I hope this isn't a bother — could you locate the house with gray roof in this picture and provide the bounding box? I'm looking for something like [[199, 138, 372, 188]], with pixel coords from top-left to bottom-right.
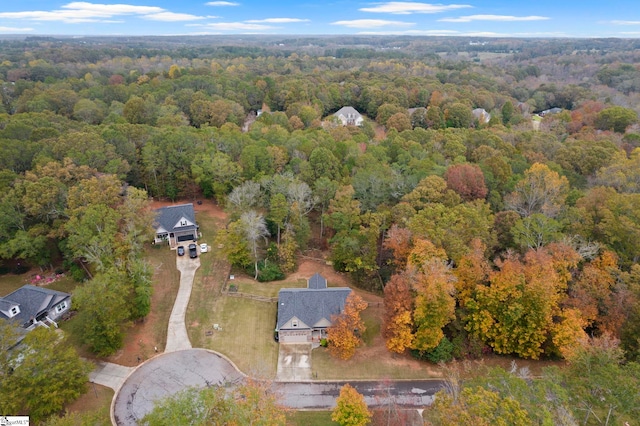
[[333, 106, 363, 126], [276, 274, 351, 345], [0, 285, 71, 330], [154, 203, 199, 247]]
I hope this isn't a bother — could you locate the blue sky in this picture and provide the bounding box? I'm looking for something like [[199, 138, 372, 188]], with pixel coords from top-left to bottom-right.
[[0, 1, 639, 37]]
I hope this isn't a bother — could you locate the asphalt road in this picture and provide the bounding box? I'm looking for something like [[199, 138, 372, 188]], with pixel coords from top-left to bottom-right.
[[276, 380, 441, 409], [112, 349, 444, 425]]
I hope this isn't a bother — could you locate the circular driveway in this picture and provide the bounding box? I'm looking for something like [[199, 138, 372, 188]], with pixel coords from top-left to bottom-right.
[[112, 349, 244, 426]]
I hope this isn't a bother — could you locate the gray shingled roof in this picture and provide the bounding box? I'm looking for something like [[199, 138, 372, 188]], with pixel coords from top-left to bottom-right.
[[0, 285, 70, 326], [277, 287, 351, 330], [307, 273, 327, 290], [334, 106, 361, 118], [154, 203, 197, 232]]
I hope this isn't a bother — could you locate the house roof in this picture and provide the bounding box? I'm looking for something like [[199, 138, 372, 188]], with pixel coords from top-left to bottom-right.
[[334, 106, 362, 118], [307, 273, 327, 290], [0, 285, 71, 325], [154, 203, 197, 232], [277, 287, 351, 330]]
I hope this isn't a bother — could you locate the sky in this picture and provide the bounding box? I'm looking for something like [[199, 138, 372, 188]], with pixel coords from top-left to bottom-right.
[[0, 1, 639, 38]]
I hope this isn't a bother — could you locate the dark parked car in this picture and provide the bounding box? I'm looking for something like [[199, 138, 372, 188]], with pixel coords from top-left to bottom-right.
[[177, 246, 185, 256], [188, 243, 197, 258]]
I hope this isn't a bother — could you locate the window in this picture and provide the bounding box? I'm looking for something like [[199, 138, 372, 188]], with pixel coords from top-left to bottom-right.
[[292, 320, 298, 327], [180, 219, 187, 226], [55, 301, 67, 314], [10, 306, 19, 316]]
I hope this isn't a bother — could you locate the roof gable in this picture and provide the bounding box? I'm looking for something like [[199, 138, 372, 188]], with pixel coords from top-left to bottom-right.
[[307, 273, 327, 289], [334, 106, 361, 119], [155, 204, 197, 232], [277, 287, 351, 331], [0, 285, 70, 324]]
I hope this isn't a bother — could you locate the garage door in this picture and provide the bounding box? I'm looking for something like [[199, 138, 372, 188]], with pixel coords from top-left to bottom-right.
[[177, 234, 193, 242], [281, 331, 309, 343]]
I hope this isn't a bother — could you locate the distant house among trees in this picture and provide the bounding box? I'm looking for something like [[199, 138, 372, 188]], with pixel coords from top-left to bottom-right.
[[154, 203, 199, 247], [333, 106, 364, 126], [472, 108, 491, 124], [276, 273, 351, 345], [539, 107, 563, 116], [0, 285, 71, 332]]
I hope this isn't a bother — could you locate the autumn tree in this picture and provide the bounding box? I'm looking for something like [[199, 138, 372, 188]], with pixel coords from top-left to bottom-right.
[[328, 293, 368, 360], [505, 162, 569, 218], [332, 384, 372, 426], [383, 272, 414, 353], [408, 241, 457, 353], [426, 386, 532, 426], [142, 379, 287, 426], [444, 163, 488, 201], [466, 245, 582, 359], [382, 224, 413, 269]]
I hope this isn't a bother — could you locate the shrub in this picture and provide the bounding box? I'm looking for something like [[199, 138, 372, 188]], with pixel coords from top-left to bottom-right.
[[412, 337, 454, 363], [255, 260, 285, 282]]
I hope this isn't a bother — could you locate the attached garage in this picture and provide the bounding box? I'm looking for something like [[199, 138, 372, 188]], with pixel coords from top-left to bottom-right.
[[280, 330, 310, 343], [176, 234, 194, 242]]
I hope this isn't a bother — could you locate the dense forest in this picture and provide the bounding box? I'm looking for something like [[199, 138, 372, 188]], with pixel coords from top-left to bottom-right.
[[1, 34, 640, 422]]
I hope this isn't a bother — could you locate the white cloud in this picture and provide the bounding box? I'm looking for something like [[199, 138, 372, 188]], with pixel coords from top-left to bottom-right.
[[359, 29, 458, 35], [0, 2, 166, 23], [62, 2, 163, 14], [360, 2, 471, 15], [201, 22, 273, 30], [143, 12, 208, 21], [332, 19, 414, 28], [205, 1, 239, 6], [0, 26, 34, 32], [610, 20, 640, 25], [440, 14, 549, 23], [245, 18, 309, 23]]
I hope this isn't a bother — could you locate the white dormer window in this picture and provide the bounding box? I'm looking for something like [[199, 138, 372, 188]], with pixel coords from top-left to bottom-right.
[[292, 320, 298, 327], [10, 306, 19, 317], [55, 301, 67, 314]]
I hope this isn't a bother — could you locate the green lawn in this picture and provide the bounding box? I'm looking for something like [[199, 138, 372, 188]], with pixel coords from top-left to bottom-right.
[[287, 411, 336, 426], [232, 279, 307, 298], [0, 270, 80, 296], [191, 295, 280, 378], [188, 210, 283, 378]]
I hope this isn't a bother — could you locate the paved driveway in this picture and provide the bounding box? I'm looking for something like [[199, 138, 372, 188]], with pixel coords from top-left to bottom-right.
[[276, 343, 312, 381], [164, 253, 199, 352]]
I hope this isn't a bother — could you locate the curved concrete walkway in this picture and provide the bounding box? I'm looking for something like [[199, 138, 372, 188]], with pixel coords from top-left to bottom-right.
[[164, 254, 199, 352]]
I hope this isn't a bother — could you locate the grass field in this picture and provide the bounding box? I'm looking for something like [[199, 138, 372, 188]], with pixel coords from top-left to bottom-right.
[[187, 211, 280, 378], [287, 411, 335, 425], [232, 279, 307, 297], [0, 270, 80, 297]]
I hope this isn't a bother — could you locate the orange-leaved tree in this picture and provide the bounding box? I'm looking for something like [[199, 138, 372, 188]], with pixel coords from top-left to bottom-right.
[[383, 272, 414, 353], [327, 293, 368, 360]]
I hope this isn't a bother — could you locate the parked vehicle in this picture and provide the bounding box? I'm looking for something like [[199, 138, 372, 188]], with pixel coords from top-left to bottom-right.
[[189, 243, 198, 258], [177, 246, 185, 256], [200, 243, 208, 253]]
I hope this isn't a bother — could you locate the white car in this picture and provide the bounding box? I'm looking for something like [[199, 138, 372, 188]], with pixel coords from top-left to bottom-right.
[[200, 243, 208, 253]]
